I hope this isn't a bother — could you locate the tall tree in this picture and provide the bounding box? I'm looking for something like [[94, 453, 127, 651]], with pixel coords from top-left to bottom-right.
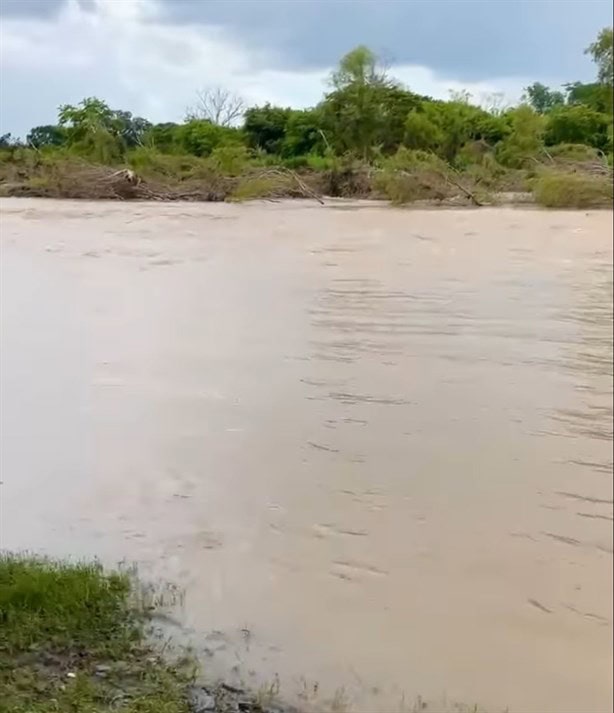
[[322, 46, 393, 159], [585, 27, 613, 86]]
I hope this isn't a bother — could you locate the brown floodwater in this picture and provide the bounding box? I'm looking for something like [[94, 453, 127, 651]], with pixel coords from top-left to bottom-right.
[[1, 198, 612, 712]]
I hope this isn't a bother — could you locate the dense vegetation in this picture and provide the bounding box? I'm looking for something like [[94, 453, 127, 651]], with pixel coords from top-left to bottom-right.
[[1, 28, 612, 207]]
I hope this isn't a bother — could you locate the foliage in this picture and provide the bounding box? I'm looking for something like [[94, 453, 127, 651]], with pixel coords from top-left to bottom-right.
[[320, 46, 414, 160], [174, 119, 242, 157], [496, 105, 546, 167], [404, 100, 507, 162], [145, 122, 181, 152], [524, 82, 565, 113], [209, 144, 251, 176], [57, 98, 152, 162], [585, 27, 613, 86], [281, 108, 326, 157], [565, 82, 612, 114], [243, 104, 292, 154], [26, 125, 67, 148], [545, 105, 610, 150], [533, 171, 613, 208], [127, 147, 210, 179]]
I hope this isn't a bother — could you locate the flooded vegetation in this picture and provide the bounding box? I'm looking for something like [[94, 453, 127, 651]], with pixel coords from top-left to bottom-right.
[[1, 199, 612, 712]]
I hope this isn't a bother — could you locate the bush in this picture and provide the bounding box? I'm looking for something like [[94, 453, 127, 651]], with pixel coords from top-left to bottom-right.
[[209, 144, 251, 176], [230, 171, 295, 201], [546, 143, 603, 161], [545, 105, 610, 150], [533, 171, 613, 207], [373, 149, 449, 203], [127, 147, 215, 181]]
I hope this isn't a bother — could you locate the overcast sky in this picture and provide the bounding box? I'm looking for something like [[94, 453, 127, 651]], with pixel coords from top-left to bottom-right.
[[1, 0, 611, 137]]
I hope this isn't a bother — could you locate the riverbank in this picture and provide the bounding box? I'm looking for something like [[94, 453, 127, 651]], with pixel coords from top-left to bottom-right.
[[1, 555, 498, 713], [0, 147, 611, 208], [0, 554, 293, 713]]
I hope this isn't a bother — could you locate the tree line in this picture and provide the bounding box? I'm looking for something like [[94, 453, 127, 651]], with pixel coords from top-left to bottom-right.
[[1, 27, 612, 172]]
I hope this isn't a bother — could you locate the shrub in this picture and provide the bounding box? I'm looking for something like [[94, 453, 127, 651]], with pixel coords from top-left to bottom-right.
[[533, 171, 613, 207], [209, 144, 251, 176]]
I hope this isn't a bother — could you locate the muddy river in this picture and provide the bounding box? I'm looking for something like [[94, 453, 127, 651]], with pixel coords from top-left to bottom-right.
[[1, 198, 612, 712]]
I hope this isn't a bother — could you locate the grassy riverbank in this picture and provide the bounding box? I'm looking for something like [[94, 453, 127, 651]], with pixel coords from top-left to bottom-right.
[[0, 554, 501, 713], [0, 554, 191, 712], [0, 554, 289, 713]]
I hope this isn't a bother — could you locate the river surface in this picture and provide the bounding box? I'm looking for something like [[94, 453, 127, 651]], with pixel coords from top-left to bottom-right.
[[1, 198, 612, 713]]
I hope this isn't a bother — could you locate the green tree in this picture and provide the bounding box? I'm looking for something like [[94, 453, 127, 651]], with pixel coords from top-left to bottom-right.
[[145, 122, 181, 152], [243, 104, 292, 154], [524, 82, 565, 114], [496, 105, 546, 167], [281, 108, 325, 158], [565, 82, 612, 114], [404, 100, 507, 162], [321, 46, 393, 159], [404, 109, 443, 152], [26, 125, 67, 148], [175, 119, 242, 157], [114, 111, 152, 148], [58, 97, 124, 162], [58, 98, 119, 141], [586, 27, 613, 85], [545, 105, 610, 150]]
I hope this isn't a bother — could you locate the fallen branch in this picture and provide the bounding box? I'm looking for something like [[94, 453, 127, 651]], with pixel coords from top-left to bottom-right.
[[442, 166, 483, 206]]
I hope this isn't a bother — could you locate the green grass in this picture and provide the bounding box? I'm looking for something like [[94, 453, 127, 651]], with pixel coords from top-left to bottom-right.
[[0, 554, 192, 713]]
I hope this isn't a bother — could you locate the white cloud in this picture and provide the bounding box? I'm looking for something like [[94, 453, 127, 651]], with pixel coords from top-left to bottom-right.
[[0, 0, 545, 137]]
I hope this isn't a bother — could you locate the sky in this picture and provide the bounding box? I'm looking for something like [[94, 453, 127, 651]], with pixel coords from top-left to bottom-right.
[[1, 0, 612, 137]]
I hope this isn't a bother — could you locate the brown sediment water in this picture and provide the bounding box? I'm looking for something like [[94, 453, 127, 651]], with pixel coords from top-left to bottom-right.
[[1, 198, 612, 713]]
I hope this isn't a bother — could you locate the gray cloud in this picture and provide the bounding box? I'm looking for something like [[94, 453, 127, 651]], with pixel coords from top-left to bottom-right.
[[152, 0, 611, 81], [2, 0, 611, 82]]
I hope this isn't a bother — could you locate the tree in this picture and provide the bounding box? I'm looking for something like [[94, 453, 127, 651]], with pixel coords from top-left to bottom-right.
[[0, 133, 23, 148], [26, 125, 67, 148], [585, 27, 613, 86], [175, 119, 242, 157], [524, 82, 565, 114], [58, 97, 124, 162], [404, 100, 507, 162], [243, 104, 292, 154], [58, 97, 119, 141], [114, 111, 152, 148], [186, 87, 245, 127], [145, 122, 181, 152], [404, 110, 443, 152], [545, 105, 610, 150], [496, 105, 546, 167], [330, 45, 387, 90], [281, 108, 325, 157], [322, 46, 394, 159], [565, 82, 612, 114]]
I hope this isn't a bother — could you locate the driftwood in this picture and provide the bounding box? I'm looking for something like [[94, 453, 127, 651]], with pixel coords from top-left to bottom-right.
[[442, 169, 483, 206]]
